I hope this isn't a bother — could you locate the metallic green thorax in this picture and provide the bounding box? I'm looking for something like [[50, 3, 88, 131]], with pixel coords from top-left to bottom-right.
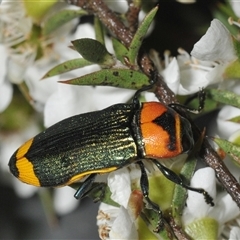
[[22, 104, 138, 187]]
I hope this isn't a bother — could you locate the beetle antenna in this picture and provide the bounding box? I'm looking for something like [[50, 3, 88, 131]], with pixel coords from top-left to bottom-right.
[[132, 71, 158, 107]]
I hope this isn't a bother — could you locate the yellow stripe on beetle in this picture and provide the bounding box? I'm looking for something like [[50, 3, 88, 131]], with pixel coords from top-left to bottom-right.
[[16, 157, 40, 186], [16, 138, 34, 159], [15, 138, 40, 186]]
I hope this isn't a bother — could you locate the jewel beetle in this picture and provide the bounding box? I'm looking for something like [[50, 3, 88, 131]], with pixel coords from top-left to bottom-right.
[[8, 76, 214, 231]]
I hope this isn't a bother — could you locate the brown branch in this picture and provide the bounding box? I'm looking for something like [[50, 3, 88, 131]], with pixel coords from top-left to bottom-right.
[[200, 140, 240, 202], [66, 0, 240, 208], [68, 0, 133, 46], [126, 1, 141, 34], [168, 216, 191, 240]]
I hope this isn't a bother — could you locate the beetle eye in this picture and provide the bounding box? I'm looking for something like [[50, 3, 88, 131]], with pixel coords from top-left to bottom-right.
[[181, 131, 193, 153], [180, 118, 194, 153]]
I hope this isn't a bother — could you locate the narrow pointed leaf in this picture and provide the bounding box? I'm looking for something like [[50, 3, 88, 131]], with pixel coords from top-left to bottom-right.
[[127, 6, 158, 64], [94, 17, 105, 44], [213, 137, 240, 166], [59, 69, 150, 89], [43, 9, 88, 35], [42, 58, 93, 79], [112, 37, 129, 64], [185, 218, 218, 240], [225, 59, 240, 79], [139, 209, 170, 240], [72, 38, 115, 66], [207, 88, 240, 108], [229, 115, 240, 123]]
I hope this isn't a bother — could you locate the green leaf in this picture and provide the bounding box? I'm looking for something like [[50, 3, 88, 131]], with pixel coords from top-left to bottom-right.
[[43, 9, 88, 35], [228, 115, 240, 123], [59, 69, 150, 89], [42, 58, 93, 79], [94, 17, 105, 44], [225, 59, 240, 79], [233, 39, 240, 61], [127, 6, 158, 64], [213, 137, 240, 166], [207, 88, 240, 108], [171, 157, 196, 222], [185, 218, 218, 240], [139, 174, 175, 239], [112, 37, 129, 64], [72, 38, 115, 66], [139, 208, 170, 240]]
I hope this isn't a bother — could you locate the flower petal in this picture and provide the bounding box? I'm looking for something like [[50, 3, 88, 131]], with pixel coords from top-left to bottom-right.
[[230, 1, 240, 18], [191, 19, 236, 63], [210, 192, 239, 224], [162, 57, 180, 94], [53, 187, 79, 215], [185, 167, 216, 219], [178, 68, 209, 95], [0, 45, 8, 84], [229, 227, 240, 239], [107, 168, 131, 208], [92, 86, 135, 110], [109, 206, 138, 240], [217, 105, 240, 139], [12, 179, 37, 198], [0, 79, 13, 112], [44, 84, 95, 127]]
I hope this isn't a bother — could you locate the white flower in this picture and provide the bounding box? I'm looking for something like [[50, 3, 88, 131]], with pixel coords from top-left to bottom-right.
[[151, 48, 226, 95], [212, 81, 240, 139], [0, 44, 12, 112], [183, 167, 240, 239], [107, 168, 132, 208], [97, 203, 138, 240], [151, 19, 237, 95], [0, 1, 81, 111], [96, 166, 142, 239], [0, 1, 32, 46], [191, 19, 237, 63], [97, 171, 142, 240], [216, 105, 240, 139], [103, 0, 128, 14], [229, 226, 240, 239], [229, 0, 240, 18]]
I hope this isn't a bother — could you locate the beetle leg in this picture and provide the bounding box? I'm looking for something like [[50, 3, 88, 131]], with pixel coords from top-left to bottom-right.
[[168, 88, 205, 114], [74, 173, 97, 199], [137, 161, 164, 232], [151, 159, 214, 206]]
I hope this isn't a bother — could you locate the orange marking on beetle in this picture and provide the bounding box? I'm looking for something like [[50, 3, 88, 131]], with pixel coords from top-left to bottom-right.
[[140, 102, 182, 158], [140, 102, 167, 123]]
